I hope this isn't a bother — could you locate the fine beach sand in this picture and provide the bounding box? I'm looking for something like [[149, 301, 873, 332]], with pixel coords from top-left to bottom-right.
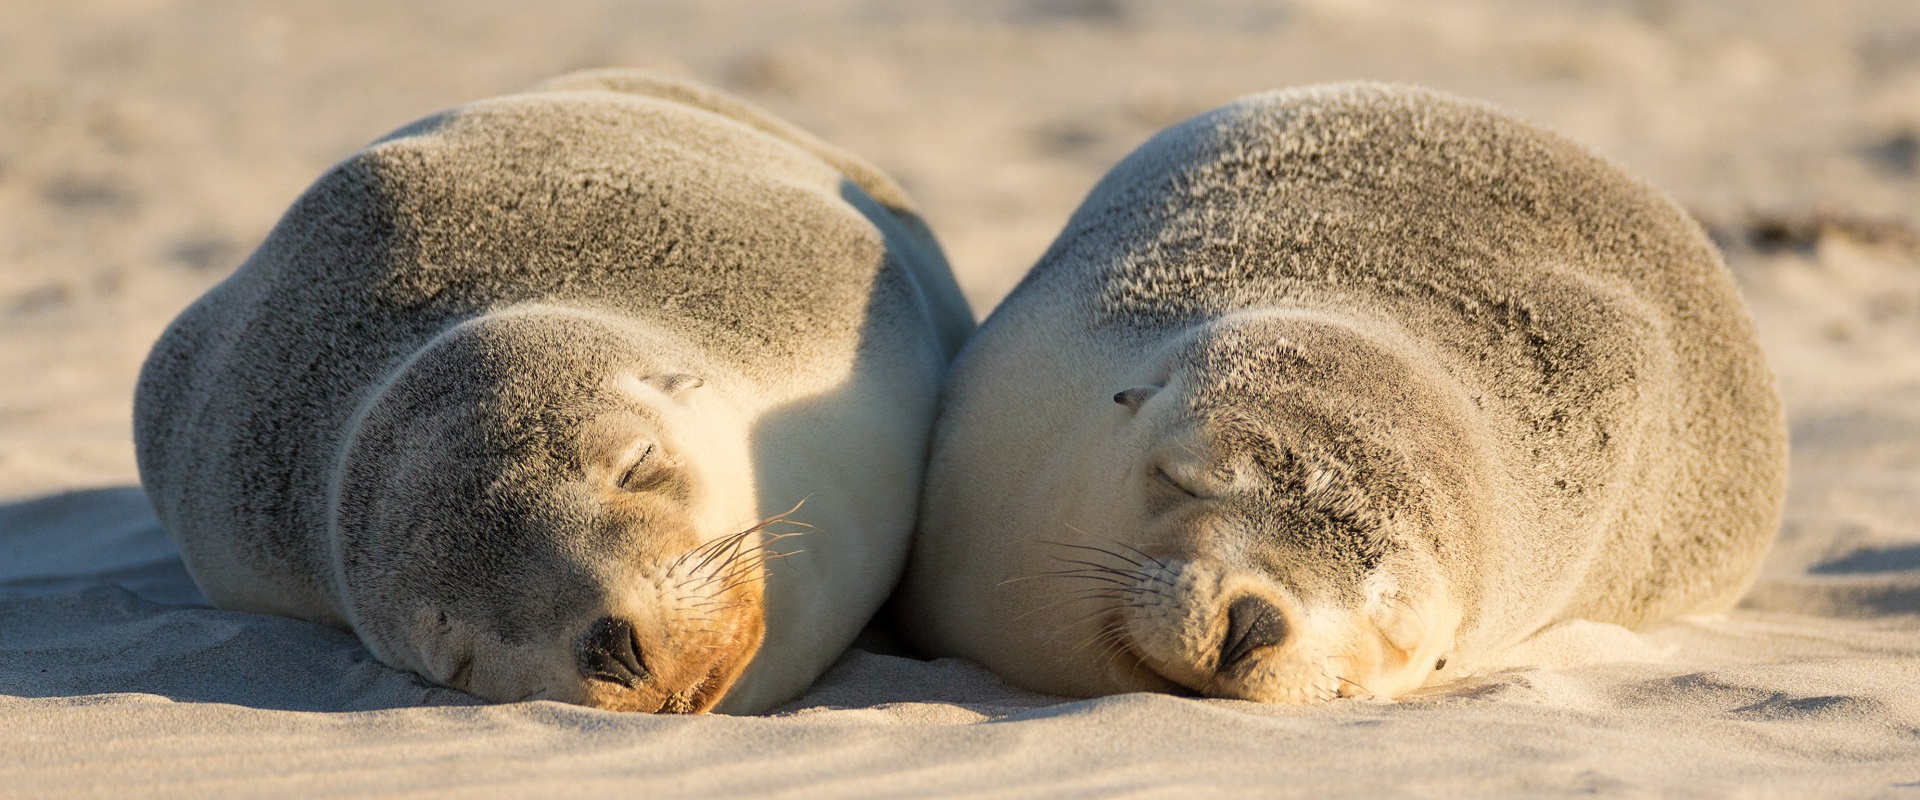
[[5, 1, 1920, 796]]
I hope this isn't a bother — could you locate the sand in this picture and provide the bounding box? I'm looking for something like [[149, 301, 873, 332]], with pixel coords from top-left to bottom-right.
[[4, 0, 1920, 796]]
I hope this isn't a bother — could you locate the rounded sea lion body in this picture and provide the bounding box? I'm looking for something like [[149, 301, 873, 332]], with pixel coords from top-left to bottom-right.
[[899, 83, 1785, 702], [135, 70, 972, 714]]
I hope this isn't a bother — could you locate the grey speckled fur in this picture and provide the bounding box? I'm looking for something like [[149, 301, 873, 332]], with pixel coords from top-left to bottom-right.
[[902, 83, 1786, 700], [135, 70, 971, 713]]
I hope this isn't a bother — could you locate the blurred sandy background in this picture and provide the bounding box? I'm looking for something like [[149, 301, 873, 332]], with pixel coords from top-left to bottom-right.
[[4, 0, 1918, 499], [4, 2, 1920, 795]]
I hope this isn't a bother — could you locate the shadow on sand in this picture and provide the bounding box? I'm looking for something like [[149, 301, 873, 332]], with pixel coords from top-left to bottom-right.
[[0, 486, 480, 712]]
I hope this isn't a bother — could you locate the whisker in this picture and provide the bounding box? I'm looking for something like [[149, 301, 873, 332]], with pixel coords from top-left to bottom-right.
[[1044, 589, 1143, 609], [707, 545, 806, 583], [1082, 530, 1173, 572], [693, 530, 754, 574], [1057, 525, 1173, 574], [1009, 587, 1146, 623], [1042, 537, 1146, 569], [682, 533, 745, 575], [1073, 618, 1126, 653], [691, 562, 766, 592], [752, 496, 809, 523], [1025, 584, 1152, 602], [683, 497, 814, 574], [1033, 573, 1140, 590], [1042, 603, 1125, 648], [721, 549, 775, 570], [997, 573, 1065, 586], [1047, 538, 1180, 590], [1030, 566, 1142, 579], [1047, 556, 1146, 576], [1090, 622, 1138, 678], [1082, 632, 1126, 668]]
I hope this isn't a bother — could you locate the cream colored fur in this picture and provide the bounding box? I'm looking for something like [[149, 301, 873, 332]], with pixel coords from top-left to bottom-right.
[[899, 83, 1785, 703]]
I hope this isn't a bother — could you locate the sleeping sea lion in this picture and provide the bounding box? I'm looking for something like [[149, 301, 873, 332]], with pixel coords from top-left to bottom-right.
[[898, 83, 1785, 703], [135, 69, 972, 714]]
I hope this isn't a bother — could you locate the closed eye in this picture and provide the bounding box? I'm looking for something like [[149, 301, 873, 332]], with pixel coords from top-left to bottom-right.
[[618, 444, 663, 492], [1154, 467, 1201, 499]]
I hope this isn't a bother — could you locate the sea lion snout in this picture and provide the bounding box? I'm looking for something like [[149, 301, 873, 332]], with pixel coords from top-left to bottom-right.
[[1121, 556, 1413, 702], [577, 616, 649, 688], [571, 606, 757, 714], [1218, 595, 1287, 672]]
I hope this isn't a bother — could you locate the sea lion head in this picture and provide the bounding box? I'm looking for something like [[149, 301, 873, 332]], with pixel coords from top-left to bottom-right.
[[1025, 311, 1477, 703], [330, 306, 779, 713]]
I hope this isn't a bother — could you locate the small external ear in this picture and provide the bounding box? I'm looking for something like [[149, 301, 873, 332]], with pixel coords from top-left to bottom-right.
[[645, 373, 705, 395], [1112, 386, 1160, 411]]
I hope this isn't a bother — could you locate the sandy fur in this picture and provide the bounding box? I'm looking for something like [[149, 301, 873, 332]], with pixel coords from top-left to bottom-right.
[[133, 70, 972, 714], [901, 83, 1786, 702]]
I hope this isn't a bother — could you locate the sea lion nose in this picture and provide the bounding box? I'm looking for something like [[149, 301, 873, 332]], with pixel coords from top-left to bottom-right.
[[1219, 595, 1287, 672], [577, 616, 650, 688]]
